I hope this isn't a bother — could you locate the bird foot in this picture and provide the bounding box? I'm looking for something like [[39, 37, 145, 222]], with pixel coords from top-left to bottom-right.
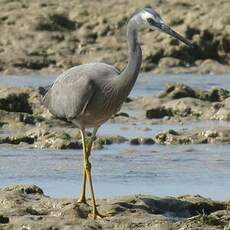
[[89, 209, 106, 220]]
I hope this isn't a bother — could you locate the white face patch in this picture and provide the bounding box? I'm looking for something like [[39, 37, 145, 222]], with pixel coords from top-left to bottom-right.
[[141, 11, 154, 21], [140, 10, 163, 24]]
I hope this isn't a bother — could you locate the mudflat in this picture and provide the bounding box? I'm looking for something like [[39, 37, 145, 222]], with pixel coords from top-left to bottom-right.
[[0, 184, 229, 230], [0, 0, 229, 74]]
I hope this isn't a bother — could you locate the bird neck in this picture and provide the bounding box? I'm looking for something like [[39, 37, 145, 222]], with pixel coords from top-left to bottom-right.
[[116, 20, 142, 97]]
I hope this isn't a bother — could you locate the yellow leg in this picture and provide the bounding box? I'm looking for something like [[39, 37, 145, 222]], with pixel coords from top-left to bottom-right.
[[85, 157, 105, 219], [77, 136, 95, 204], [76, 129, 88, 204], [77, 128, 104, 219], [77, 168, 87, 204]]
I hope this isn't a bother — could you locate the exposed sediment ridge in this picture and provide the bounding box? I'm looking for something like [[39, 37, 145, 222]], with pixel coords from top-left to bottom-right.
[[0, 83, 230, 149], [0, 184, 229, 229]]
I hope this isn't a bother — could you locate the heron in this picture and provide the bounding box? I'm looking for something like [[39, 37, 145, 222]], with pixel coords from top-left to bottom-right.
[[42, 6, 192, 219]]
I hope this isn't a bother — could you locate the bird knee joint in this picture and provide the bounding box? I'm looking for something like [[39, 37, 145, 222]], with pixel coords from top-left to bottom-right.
[[84, 161, 91, 171]]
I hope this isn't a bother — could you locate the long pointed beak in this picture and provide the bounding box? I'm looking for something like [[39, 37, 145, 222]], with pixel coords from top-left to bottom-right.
[[154, 23, 193, 48]]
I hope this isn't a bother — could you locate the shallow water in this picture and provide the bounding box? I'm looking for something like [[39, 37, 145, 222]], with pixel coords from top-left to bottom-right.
[[0, 73, 230, 200], [1, 73, 230, 97], [132, 73, 230, 97], [0, 144, 229, 200]]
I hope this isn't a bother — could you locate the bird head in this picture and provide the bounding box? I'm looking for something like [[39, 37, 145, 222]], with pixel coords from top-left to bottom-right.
[[132, 6, 193, 48]]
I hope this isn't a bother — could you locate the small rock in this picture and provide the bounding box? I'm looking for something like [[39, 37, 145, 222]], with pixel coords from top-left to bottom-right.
[[208, 88, 229, 102], [129, 138, 140, 145], [0, 215, 9, 224], [168, 129, 179, 135], [159, 83, 196, 99], [4, 184, 43, 195], [146, 107, 173, 119], [140, 138, 155, 145]]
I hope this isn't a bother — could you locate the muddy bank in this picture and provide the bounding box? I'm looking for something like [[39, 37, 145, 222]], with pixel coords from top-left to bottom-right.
[[154, 127, 230, 145], [0, 0, 230, 74], [0, 184, 229, 230], [130, 83, 230, 122], [1, 123, 230, 149], [0, 83, 230, 149]]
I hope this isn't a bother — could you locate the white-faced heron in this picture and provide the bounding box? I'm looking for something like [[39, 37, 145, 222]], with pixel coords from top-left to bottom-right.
[[42, 6, 192, 219]]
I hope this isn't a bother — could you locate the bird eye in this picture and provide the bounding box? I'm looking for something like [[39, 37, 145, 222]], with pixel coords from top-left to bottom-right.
[[147, 18, 155, 25]]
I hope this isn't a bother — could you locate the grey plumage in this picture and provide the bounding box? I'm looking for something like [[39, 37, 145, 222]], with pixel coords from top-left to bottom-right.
[[43, 63, 123, 127], [41, 6, 192, 219], [42, 18, 142, 129]]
